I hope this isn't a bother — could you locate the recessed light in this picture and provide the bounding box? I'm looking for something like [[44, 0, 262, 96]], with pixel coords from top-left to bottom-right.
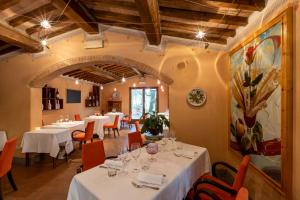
[[40, 20, 51, 29], [196, 31, 206, 39]]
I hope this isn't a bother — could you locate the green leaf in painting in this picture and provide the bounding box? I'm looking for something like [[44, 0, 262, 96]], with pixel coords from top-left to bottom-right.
[[251, 73, 263, 86]]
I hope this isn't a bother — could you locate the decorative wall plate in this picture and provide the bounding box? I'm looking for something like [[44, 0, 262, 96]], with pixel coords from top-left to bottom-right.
[[187, 88, 206, 107]]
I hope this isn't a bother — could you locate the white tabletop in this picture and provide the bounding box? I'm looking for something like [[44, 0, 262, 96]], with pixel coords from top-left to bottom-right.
[[84, 116, 110, 139], [21, 128, 73, 157], [104, 112, 124, 129], [0, 131, 7, 151], [43, 121, 84, 133], [67, 142, 211, 200]]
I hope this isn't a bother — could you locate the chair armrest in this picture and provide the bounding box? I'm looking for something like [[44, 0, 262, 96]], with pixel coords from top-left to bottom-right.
[[212, 161, 237, 177], [193, 188, 222, 200], [193, 178, 237, 196], [71, 130, 86, 139]]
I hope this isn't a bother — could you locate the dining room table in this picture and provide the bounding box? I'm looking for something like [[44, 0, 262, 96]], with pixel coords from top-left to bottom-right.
[[67, 141, 211, 200], [84, 116, 110, 139], [0, 131, 7, 151], [104, 112, 124, 129], [42, 121, 85, 133], [21, 128, 74, 167]]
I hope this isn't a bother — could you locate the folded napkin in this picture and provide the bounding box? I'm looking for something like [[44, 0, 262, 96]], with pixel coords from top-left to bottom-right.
[[174, 150, 195, 159], [137, 172, 163, 186], [103, 160, 123, 169]]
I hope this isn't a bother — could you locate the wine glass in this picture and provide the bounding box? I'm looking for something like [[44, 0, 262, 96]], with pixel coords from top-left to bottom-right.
[[146, 143, 158, 161], [118, 146, 129, 174], [170, 132, 177, 151], [130, 143, 141, 173]]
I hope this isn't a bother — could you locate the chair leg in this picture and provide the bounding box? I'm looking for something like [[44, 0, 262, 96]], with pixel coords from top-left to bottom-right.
[[116, 128, 120, 136], [0, 177, 3, 200], [7, 171, 17, 191], [25, 153, 30, 167], [113, 129, 116, 138]]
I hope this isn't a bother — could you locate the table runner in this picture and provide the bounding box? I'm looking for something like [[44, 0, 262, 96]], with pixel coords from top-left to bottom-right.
[[67, 142, 210, 200]]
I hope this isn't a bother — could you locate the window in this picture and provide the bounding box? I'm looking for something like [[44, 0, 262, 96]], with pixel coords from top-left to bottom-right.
[[130, 87, 158, 120]]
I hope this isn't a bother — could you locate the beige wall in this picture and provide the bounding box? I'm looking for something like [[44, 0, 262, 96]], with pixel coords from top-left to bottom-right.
[[0, 3, 299, 200], [101, 76, 169, 114], [42, 77, 100, 125]]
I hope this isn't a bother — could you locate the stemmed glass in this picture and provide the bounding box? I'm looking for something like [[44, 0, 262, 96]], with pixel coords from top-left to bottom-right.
[[118, 146, 129, 175], [130, 143, 141, 173], [170, 132, 177, 151]]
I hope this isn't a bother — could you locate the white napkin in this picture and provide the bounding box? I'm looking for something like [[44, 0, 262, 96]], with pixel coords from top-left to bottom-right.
[[137, 172, 163, 186], [175, 150, 195, 159], [103, 160, 123, 169]]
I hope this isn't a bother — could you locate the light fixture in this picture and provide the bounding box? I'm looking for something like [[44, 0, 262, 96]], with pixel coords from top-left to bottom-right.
[[133, 83, 136, 87], [40, 19, 51, 29], [160, 85, 164, 92], [196, 30, 206, 39], [121, 76, 126, 83], [114, 88, 117, 92], [157, 79, 161, 85], [100, 85, 104, 90], [41, 39, 48, 47], [75, 79, 79, 85]]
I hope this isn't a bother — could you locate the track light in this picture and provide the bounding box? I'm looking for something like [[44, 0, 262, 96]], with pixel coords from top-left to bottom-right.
[[40, 20, 51, 29]]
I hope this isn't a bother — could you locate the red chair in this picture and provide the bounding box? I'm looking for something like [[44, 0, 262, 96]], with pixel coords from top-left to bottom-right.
[[103, 115, 120, 137], [0, 138, 17, 199], [74, 114, 81, 121], [121, 112, 132, 128], [128, 132, 143, 151], [193, 187, 248, 200], [81, 141, 117, 172], [186, 156, 250, 200], [72, 121, 95, 149], [134, 121, 141, 133]]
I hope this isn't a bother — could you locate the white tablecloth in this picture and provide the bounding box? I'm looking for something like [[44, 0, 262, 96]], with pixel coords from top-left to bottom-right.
[[43, 121, 85, 133], [67, 142, 211, 200], [84, 116, 110, 139], [21, 129, 74, 157], [104, 112, 124, 129], [0, 131, 7, 151]]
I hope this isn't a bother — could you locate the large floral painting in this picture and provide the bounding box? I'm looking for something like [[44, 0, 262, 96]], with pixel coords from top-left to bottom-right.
[[230, 22, 283, 184]]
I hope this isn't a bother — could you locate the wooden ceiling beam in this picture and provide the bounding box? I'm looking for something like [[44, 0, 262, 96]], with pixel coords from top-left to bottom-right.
[[0, 45, 20, 55], [162, 29, 227, 44], [85, 66, 119, 80], [51, 0, 99, 34], [131, 67, 143, 76], [161, 21, 235, 37], [134, 0, 161, 45], [8, 3, 56, 27], [160, 7, 248, 26], [158, 0, 265, 12], [0, 23, 42, 52], [0, 0, 20, 11]]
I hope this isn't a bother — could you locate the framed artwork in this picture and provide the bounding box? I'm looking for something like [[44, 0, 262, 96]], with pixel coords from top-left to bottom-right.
[[229, 8, 293, 196]]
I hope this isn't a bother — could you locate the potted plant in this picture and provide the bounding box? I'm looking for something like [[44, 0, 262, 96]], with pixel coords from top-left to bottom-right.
[[141, 112, 170, 141]]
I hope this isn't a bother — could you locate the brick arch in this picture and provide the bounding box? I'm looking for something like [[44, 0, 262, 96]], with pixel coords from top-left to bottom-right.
[[29, 55, 173, 87]]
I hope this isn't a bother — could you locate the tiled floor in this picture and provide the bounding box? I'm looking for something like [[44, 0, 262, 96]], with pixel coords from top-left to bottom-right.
[[2, 128, 134, 200]]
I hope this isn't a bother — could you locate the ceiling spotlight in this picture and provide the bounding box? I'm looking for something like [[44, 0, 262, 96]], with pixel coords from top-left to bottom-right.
[[157, 79, 161, 85], [196, 30, 206, 39], [100, 85, 104, 90], [133, 83, 136, 87], [41, 39, 48, 47], [114, 88, 117, 92], [40, 20, 51, 29], [75, 79, 79, 85], [121, 76, 126, 83]]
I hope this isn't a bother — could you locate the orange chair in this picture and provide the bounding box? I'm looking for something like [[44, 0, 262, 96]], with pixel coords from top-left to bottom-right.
[[103, 115, 120, 137], [81, 141, 117, 172], [0, 138, 17, 199], [121, 112, 132, 128], [74, 114, 81, 121], [187, 156, 250, 200], [72, 121, 95, 149], [134, 121, 141, 133], [193, 187, 248, 200], [128, 132, 143, 151]]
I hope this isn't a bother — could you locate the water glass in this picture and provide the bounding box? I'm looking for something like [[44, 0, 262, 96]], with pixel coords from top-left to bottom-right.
[[107, 164, 117, 177], [130, 143, 141, 173]]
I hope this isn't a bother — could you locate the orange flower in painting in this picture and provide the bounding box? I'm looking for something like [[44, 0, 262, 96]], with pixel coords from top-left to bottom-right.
[[245, 46, 256, 65]]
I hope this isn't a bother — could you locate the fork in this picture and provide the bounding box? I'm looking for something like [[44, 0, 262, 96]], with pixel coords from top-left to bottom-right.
[[131, 181, 160, 190]]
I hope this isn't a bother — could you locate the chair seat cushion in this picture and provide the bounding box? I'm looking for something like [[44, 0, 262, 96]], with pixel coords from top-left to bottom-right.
[[103, 124, 114, 128], [73, 132, 86, 140]]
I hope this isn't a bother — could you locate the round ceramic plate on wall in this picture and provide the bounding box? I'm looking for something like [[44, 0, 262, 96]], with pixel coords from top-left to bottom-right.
[[187, 88, 207, 107]]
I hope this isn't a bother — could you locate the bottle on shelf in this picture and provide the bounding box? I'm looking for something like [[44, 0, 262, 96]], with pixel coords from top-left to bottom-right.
[[47, 100, 52, 110], [56, 89, 60, 99]]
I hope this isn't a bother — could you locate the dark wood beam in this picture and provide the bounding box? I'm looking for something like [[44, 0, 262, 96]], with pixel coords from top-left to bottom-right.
[[161, 21, 235, 37], [0, 23, 42, 52], [162, 29, 227, 44], [0, 0, 20, 11], [8, 3, 56, 27], [86, 66, 119, 80], [134, 0, 161, 45], [159, 0, 265, 12], [160, 7, 248, 26], [51, 0, 99, 34], [0, 45, 20, 55]]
